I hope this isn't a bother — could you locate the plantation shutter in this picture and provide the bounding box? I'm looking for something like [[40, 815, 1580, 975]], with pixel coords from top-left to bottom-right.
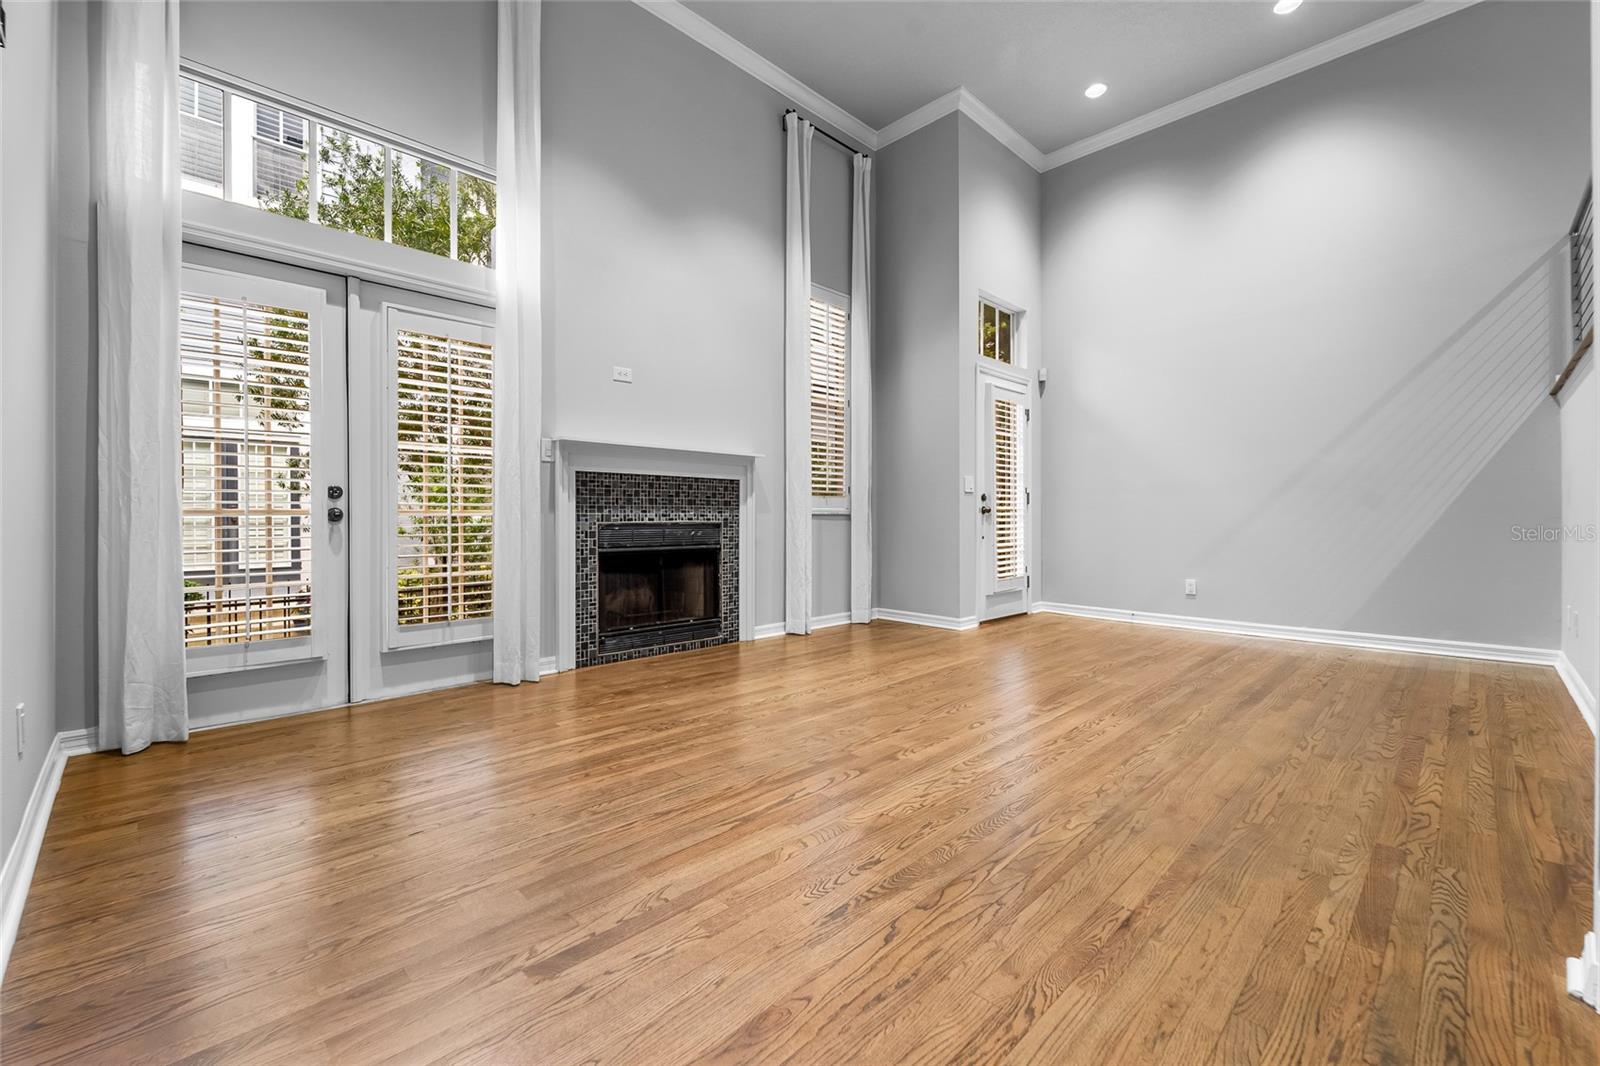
[[393, 325, 495, 637], [179, 293, 314, 647], [809, 292, 849, 501], [993, 393, 1024, 582]]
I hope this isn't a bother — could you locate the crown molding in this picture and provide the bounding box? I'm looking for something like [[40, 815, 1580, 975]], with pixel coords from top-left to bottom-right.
[[633, 0, 879, 150], [878, 87, 1047, 171], [634, 0, 1480, 176], [875, 88, 961, 151], [1041, 0, 1481, 169]]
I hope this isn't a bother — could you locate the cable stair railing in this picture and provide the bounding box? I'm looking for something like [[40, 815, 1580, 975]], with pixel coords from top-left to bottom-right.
[[1551, 179, 1593, 398]]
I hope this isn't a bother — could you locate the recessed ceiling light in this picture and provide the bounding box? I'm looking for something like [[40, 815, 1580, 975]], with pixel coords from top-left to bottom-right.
[[1084, 83, 1108, 100], [1273, 0, 1303, 13]]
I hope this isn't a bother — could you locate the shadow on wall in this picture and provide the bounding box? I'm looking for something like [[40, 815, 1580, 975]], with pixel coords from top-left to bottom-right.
[[1175, 242, 1570, 630]]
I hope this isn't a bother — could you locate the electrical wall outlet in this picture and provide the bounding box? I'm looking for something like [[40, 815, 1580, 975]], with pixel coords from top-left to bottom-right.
[[1184, 578, 1197, 597], [15, 703, 25, 757], [612, 366, 634, 384]]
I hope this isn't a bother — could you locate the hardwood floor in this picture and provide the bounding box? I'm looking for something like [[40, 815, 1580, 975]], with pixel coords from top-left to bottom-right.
[[2, 615, 1595, 1064]]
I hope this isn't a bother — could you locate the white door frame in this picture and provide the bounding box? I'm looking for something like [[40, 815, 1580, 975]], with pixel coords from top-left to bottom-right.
[[975, 363, 1033, 622]]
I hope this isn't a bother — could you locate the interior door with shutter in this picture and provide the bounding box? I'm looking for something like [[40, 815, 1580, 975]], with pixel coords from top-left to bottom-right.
[[980, 375, 1030, 621], [347, 281, 496, 703], [179, 248, 351, 727]]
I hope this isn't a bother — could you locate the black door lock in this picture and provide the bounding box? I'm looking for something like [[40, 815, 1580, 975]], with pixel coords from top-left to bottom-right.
[[327, 506, 345, 523]]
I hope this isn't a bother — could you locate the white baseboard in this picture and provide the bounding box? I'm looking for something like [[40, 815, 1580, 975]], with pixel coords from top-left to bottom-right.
[[1031, 602, 1560, 667], [1571, 924, 1600, 1011], [871, 608, 979, 632], [754, 614, 860, 639], [57, 728, 102, 756], [1555, 653, 1599, 735], [1, 733, 67, 984]]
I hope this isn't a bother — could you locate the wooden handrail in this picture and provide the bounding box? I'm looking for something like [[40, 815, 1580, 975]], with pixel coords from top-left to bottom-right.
[[1550, 327, 1594, 398]]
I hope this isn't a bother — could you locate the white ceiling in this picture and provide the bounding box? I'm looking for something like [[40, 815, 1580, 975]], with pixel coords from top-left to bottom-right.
[[681, 0, 1419, 154]]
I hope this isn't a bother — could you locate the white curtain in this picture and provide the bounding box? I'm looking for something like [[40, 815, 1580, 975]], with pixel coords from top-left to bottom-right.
[[95, 0, 189, 754], [784, 113, 814, 635], [493, 0, 544, 684], [849, 154, 873, 624]]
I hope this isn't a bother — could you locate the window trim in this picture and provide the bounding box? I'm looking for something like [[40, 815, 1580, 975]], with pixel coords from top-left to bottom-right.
[[977, 292, 1026, 369], [382, 304, 497, 652], [183, 191, 493, 308], [809, 283, 851, 514]]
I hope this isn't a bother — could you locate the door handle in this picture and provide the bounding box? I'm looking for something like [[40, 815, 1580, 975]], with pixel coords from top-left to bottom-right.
[[327, 506, 345, 523], [979, 505, 992, 515]]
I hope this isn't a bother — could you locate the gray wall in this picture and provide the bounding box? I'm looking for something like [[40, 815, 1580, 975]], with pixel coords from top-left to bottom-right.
[[1559, 358, 1598, 696], [874, 114, 961, 618], [957, 112, 1042, 620], [52, 1, 94, 739], [540, 0, 861, 643], [1039, 0, 1588, 647], [2, 0, 61, 871], [180, 0, 498, 167]]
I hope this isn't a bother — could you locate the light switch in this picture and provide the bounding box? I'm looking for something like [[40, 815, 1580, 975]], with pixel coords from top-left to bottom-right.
[[962, 475, 975, 494]]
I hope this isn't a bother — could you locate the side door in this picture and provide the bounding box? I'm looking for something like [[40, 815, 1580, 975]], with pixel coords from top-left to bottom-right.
[[979, 374, 1030, 621]]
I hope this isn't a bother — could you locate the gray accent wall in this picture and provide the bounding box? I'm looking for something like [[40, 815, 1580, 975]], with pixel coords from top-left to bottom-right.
[[957, 113, 1042, 620], [874, 114, 961, 619], [1557, 359, 1595, 695], [540, 0, 862, 644], [1038, 0, 1588, 648], [3, 0, 63, 875], [180, 0, 499, 168]]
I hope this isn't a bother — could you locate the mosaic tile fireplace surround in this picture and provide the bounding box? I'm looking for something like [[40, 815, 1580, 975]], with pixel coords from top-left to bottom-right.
[[574, 470, 741, 667]]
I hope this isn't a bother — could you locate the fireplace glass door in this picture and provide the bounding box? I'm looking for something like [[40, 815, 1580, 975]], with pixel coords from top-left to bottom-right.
[[597, 523, 721, 653]]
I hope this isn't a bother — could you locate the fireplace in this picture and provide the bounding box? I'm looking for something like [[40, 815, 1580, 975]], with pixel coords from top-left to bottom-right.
[[572, 469, 741, 668], [597, 523, 722, 654]]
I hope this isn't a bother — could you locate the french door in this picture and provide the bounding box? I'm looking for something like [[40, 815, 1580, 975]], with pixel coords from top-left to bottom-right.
[[347, 281, 496, 703], [979, 374, 1030, 621], [179, 249, 500, 723], [180, 247, 350, 727]]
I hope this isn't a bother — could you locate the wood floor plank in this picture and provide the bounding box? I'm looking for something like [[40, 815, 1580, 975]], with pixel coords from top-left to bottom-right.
[[1, 616, 1594, 1065]]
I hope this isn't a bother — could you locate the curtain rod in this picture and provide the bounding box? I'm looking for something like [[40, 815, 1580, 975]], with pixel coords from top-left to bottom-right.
[[781, 109, 869, 159]]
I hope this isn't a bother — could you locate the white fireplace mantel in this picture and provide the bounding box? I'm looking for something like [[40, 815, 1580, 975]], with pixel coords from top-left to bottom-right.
[[552, 438, 759, 672]]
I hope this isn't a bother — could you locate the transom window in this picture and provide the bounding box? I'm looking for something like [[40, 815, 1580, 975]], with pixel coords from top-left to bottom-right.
[[179, 72, 496, 267], [980, 299, 1018, 365], [809, 287, 849, 505]]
